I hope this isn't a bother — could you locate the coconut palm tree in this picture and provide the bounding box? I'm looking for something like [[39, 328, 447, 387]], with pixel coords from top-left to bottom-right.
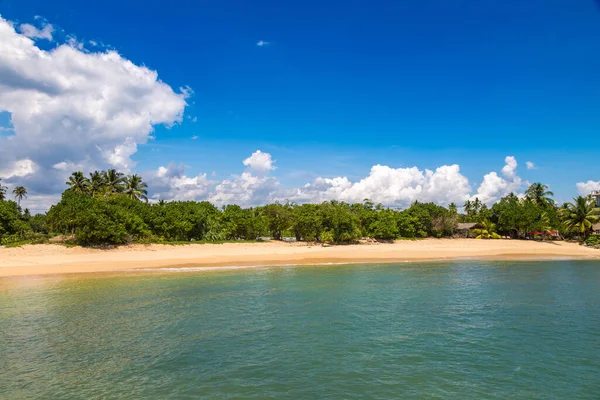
[[103, 169, 125, 193], [0, 178, 6, 201], [124, 174, 148, 202], [463, 200, 473, 215], [525, 183, 555, 208], [473, 219, 501, 239], [13, 186, 27, 206], [66, 171, 90, 193], [88, 170, 106, 196], [560, 196, 599, 239]]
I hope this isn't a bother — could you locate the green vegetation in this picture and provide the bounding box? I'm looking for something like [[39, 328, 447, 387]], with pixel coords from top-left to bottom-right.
[[472, 219, 501, 239], [0, 172, 599, 247], [560, 196, 599, 239]]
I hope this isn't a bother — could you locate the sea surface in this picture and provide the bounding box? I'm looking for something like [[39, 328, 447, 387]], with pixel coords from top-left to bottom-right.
[[1, 261, 600, 399]]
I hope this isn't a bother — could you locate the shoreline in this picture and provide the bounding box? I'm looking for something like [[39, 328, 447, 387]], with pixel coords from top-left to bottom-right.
[[1, 239, 599, 277]]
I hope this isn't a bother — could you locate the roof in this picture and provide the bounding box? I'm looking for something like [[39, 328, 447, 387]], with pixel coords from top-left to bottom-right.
[[457, 222, 484, 230]]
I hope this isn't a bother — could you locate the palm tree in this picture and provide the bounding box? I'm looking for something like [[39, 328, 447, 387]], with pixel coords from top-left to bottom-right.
[[124, 174, 148, 202], [539, 211, 553, 241], [473, 219, 501, 239], [66, 171, 90, 193], [103, 169, 125, 193], [463, 200, 473, 215], [560, 196, 599, 239], [0, 178, 6, 201], [525, 183, 555, 208], [88, 170, 106, 196], [13, 186, 27, 206]]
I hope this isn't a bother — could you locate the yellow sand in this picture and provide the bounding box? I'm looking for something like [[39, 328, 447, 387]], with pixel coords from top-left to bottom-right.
[[1, 239, 598, 277]]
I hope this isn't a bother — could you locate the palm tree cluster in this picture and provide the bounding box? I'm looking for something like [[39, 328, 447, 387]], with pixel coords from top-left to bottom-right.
[[66, 169, 148, 201], [472, 219, 501, 239], [0, 179, 27, 205], [560, 195, 599, 238], [525, 183, 555, 208]]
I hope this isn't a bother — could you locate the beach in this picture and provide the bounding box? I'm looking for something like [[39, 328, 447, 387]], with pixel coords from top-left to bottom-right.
[[1, 239, 598, 277]]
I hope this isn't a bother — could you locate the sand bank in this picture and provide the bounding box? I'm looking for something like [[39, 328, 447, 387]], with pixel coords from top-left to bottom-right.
[[0, 239, 598, 277]]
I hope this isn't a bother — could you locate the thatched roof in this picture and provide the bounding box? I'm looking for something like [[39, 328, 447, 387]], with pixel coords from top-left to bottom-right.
[[457, 222, 484, 230]]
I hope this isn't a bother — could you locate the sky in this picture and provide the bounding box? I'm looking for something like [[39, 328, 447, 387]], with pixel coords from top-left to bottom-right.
[[0, 0, 599, 212]]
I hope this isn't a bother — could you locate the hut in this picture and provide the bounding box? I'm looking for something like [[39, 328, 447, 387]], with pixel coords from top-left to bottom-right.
[[593, 223, 600, 235]]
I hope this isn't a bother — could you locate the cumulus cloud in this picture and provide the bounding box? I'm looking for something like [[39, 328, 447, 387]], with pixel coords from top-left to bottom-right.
[[284, 164, 471, 208], [470, 156, 523, 205], [526, 161, 535, 170], [243, 150, 275, 173], [0, 16, 188, 204], [147, 163, 212, 202], [576, 180, 600, 195], [0, 159, 37, 179], [209, 172, 279, 206], [19, 22, 53, 40], [121, 151, 535, 210], [148, 151, 279, 207]]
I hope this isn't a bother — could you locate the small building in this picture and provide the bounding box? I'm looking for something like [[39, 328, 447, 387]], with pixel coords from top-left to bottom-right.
[[592, 190, 600, 208], [456, 222, 485, 238], [593, 223, 600, 235]]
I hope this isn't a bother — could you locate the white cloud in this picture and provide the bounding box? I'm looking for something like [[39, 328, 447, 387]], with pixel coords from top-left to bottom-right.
[[243, 150, 275, 172], [283, 164, 471, 208], [0, 16, 188, 201], [147, 163, 212, 201], [471, 156, 523, 205], [0, 159, 37, 179], [191, 135, 198, 140], [127, 152, 534, 211], [19, 22, 53, 40], [526, 161, 535, 170], [256, 40, 270, 47], [576, 180, 600, 195], [148, 151, 279, 207], [209, 172, 279, 206]]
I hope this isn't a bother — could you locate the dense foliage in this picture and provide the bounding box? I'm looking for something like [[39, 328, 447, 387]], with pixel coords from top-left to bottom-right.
[[0, 171, 599, 246]]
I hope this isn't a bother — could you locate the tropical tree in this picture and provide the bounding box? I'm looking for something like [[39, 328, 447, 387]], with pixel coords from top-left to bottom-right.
[[12, 186, 27, 206], [66, 172, 90, 193], [88, 171, 107, 196], [0, 178, 6, 201], [124, 174, 148, 202], [473, 219, 501, 239], [104, 169, 125, 193], [560, 196, 599, 239], [525, 183, 555, 208]]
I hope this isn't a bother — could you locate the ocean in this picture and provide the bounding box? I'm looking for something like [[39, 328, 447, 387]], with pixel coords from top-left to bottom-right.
[[1, 261, 599, 399]]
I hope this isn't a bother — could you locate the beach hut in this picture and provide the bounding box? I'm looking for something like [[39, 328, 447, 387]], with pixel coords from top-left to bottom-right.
[[593, 223, 600, 234], [456, 222, 485, 238]]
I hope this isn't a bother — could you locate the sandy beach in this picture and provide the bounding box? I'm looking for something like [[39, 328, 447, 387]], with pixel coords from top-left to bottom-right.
[[0, 239, 598, 277]]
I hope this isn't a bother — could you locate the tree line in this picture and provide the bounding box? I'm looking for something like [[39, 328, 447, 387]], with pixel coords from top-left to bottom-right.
[[0, 172, 598, 246]]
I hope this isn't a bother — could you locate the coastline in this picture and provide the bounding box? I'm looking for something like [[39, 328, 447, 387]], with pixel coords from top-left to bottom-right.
[[1, 239, 599, 277]]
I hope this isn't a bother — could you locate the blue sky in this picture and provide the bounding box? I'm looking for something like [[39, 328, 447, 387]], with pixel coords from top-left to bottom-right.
[[0, 0, 599, 209]]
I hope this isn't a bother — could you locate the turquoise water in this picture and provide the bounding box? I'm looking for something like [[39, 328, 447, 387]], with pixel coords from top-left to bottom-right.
[[1, 261, 600, 399]]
